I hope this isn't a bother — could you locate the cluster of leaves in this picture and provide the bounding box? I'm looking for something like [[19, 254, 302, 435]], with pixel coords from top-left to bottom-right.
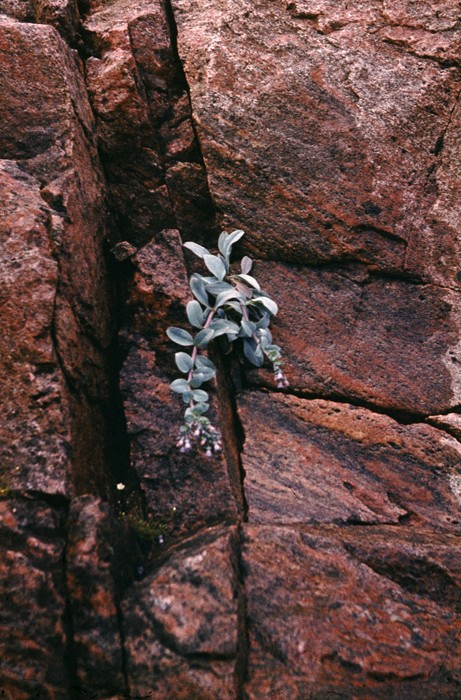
[[167, 230, 288, 455]]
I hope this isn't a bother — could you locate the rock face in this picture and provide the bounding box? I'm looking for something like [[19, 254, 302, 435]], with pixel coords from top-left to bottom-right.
[[1, 0, 461, 698]]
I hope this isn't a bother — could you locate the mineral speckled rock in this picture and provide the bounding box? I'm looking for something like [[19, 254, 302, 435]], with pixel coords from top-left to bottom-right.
[[65, 496, 127, 696], [171, 0, 461, 286], [0, 498, 68, 699], [247, 261, 461, 415], [123, 526, 241, 698], [0, 162, 71, 497], [82, 0, 216, 245], [241, 525, 461, 699], [238, 392, 461, 529]]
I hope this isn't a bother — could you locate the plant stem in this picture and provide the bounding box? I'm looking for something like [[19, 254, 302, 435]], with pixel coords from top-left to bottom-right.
[[186, 307, 216, 405]]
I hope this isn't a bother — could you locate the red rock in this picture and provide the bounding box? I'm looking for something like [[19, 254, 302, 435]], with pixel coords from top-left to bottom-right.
[[0, 498, 68, 699], [82, 0, 216, 246], [0, 162, 71, 497], [0, 15, 118, 497], [66, 496, 127, 696], [238, 392, 461, 529], [171, 0, 461, 285], [242, 524, 461, 698], [247, 261, 461, 415], [123, 526, 241, 698]]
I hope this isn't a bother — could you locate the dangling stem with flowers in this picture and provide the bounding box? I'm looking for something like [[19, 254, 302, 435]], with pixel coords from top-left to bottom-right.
[[167, 230, 288, 456]]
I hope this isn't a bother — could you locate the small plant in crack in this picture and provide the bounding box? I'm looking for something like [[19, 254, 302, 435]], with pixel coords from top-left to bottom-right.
[[167, 229, 288, 456]]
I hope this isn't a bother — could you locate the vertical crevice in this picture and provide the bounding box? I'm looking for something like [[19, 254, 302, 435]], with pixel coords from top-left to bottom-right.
[[61, 519, 81, 700], [234, 523, 250, 699]]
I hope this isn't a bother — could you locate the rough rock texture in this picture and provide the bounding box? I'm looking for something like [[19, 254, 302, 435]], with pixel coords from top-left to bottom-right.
[[172, 0, 461, 288], [123, 526, 243, 698], [246, 262, 461, 415], [239, 392, 461, 529], [82, 0, 217, 247], [2, 0, 461, 697], [242, 525, 461, 699], [0, 14, 123, 698], [0, 498, 68, 699]]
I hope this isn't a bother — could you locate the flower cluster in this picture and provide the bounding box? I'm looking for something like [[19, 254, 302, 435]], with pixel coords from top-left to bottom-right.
[[176, 415, 222, 456], [167, 229, 287, 456]]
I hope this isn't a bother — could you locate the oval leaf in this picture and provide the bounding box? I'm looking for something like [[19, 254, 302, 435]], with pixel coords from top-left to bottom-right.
[[215, 288, 243, 308], [170, 378, 190, 394], [237, 274, 260, 290], [210, 319, 240, 338], [256, 296, 278, 315], [186, 300, 204, 328], [243, 339, 264, 367], [204, 254, 226, 281], [241, 255, 253, 274], [167, 327, 194, 346], [241, 318, 256, 337], [190, 275, 209, 306], [194, 328, 215, 348], [206, 281, 235, 295], [196, 356, 217, 371], [193, 402, 209, 415], [184, 241, 210, 258], [175, 352, 194, 373], [223, 229, 245, 256], [218, 231, 229, 255], [192, 389, 209, 403]]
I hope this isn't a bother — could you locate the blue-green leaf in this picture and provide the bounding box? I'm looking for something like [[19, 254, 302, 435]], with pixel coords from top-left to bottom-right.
[[192, 389, 209, 402], [225, 300, 244, 314], [170, 378, 190, 393], [206, 281, 235, 295], [204, 254, 226, 280], [197, 366, 216, 381], [167, 327, 194, 346], [215, 289, 243, 308], [194, 328, 215, 348], [186, 300, 204, 328], [240, 318, 256, 337], [243, 339, 264, 367], [184, 241, 210, 258], [175, 352, 194, 373], [193, 402, 209, 415], [190, 373, 205, 388], [218, 231, 229, 255], [237, 273, 260, 290], [241, 256, 253, 274], [210, 319, 240, 338], [223, 229, 244, 256], [196, 356, 216, 371], [255, 296, 278, 315], [255, 313, 271, 329], [182, 390, 193, 404], [190, 275, 209, 306]]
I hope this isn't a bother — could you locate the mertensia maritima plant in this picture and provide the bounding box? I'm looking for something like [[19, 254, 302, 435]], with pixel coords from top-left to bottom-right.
[[167, 230, 288, 456]]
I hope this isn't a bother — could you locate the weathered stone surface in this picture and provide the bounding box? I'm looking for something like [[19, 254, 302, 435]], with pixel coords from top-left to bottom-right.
[[65, 496, 127, 697], [120, 231, 239, 539], [172, 0, 461, 286], [0, 498, 68, 699], [238, 392, 461, 530], [0, 162, 71, 497], [0, 15, 117, 497], [247, 261, 461, 415], [242, 524, 461, 698], [83, 0, 216, 246], [123, 526, 240, 699]]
